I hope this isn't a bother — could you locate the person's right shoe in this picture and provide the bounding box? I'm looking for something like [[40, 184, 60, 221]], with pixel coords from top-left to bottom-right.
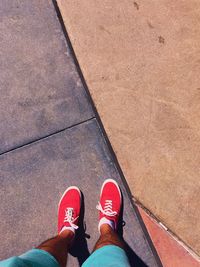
[[96, 179, 122, 231]]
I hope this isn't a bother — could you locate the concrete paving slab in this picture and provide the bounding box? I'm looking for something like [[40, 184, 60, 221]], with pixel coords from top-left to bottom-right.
[[0, 0, 93, 154], [0, 119, 161, 267], [57, 0, 200, 254]]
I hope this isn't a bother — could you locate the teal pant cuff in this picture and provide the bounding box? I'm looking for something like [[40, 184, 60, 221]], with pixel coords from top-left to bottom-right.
[[82, 245, 131, 267], [19, 249, 60, 267], [0, 249, 59, 267]]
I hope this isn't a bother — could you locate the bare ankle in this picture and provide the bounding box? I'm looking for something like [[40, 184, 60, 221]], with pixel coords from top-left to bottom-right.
[[59, 229, 75, 240], [100, 223, 114, 235], [93, 224, 125, 252]]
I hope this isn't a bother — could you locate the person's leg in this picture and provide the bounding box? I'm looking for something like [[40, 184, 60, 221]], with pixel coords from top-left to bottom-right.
[[0, 229, 75, 267], [36, 229, 74, 267], [39, 185, 81, 267], [0, 186, 82, 267], [95, 178, 123, 249], [93, 224, 124, 251], [82, 179, 131, 267]]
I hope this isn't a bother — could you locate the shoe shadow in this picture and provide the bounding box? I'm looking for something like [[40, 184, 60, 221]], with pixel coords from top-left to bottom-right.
[[69, 193, 90, 266], [117, 194, 160, 267]]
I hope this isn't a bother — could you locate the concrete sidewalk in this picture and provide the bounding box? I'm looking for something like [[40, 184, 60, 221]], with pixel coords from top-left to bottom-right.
[[0, 1, 161, 266]]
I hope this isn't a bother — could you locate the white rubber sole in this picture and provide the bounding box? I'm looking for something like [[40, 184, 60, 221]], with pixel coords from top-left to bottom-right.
[[100, 178, 122, 201], [58, 186, 81, 208]]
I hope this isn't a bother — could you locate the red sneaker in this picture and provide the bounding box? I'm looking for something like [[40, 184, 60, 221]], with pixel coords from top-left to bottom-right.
[[58, 186, 81, 234], [96, 179, 122, 230]]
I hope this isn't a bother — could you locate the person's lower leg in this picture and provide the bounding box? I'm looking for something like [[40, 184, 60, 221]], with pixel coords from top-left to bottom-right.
[[93, 224, 124, 251], [37, 230, 74, 267]]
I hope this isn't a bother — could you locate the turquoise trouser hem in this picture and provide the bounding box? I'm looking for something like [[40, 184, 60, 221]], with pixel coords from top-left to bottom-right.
[[0, 249, 60, 267], [0, 245, 131, 267], [82, 245, 131, 267]]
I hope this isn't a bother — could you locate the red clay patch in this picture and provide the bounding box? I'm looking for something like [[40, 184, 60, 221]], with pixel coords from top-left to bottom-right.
[[138, 206, 200, 267]]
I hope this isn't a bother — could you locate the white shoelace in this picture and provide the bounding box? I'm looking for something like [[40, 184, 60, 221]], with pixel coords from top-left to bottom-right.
[[96, 200, 117, 217], [64, 208, 79, 229]]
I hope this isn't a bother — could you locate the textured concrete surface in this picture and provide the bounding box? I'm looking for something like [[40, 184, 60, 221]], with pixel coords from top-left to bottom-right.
[[0, 119, 160, 267], [139, 206, 200, 267], [0, 0, 93, 154], [57, 0, 200, 254], [0, 0, 161, 266]]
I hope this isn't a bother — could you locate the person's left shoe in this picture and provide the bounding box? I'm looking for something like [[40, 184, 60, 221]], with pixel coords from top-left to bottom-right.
[[58, 186, 81, 234]]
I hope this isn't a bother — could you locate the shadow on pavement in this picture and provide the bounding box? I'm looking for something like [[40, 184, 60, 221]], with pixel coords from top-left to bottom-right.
[[124, 241, 148, 267], [69, 193, 90, 266]]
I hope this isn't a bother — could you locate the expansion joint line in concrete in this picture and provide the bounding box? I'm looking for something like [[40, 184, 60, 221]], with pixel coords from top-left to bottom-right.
[[0, 117, 95, 157]]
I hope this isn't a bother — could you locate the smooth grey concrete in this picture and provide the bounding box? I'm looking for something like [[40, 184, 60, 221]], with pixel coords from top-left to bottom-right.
[[0, 0, 93, 154], [0, 119, 160, 267]]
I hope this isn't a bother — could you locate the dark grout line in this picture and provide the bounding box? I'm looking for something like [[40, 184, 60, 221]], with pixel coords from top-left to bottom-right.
[[52, 1, 163, 266], [0, 117, 95, 157]]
